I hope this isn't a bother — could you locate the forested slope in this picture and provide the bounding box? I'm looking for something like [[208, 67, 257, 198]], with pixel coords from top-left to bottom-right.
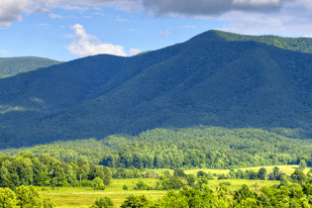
[[1, 127, 312, 169], [0, 56, 61, 76], [1, 30, 312, 148]]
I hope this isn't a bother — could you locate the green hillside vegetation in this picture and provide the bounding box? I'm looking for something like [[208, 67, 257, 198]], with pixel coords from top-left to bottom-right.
[[1, 151, 312, 208], [1, 30, 312, 148], [190, 30, 312, 54], [2, 127, 312, 170], [0, 56, 61, 76]]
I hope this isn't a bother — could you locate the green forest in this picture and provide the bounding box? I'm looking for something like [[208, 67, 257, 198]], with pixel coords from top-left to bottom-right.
[[0, 56, 61, 76], [2, 126, 312, 170], [1, 150, 312, 208]]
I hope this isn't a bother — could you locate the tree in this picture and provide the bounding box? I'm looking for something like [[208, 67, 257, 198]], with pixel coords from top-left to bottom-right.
[[102, 167, 112, 186], [195, 177, 208, 190], [299, 160, 307, 170], [90, 196, 113, 208], [15, 186, 41, 208], [92, 177, 105, 190], [233, 184, 255, 203], [291, 169, 306, 184], [120, 195, 149, 208], [187, 174, 196, 188], [257, 168, 267, 180], [0, 187, 17, 208], [160, 190, 188, 208]]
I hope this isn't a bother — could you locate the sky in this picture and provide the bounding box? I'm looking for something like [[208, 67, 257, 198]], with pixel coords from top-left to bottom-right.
[[0, 0, 312, 62]]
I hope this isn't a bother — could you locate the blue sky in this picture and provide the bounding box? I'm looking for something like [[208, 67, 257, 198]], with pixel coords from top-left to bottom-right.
[[0, 0, 312, 62]]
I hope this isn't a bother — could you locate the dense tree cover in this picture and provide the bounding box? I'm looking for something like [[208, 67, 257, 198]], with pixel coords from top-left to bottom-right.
[[0, 186, 55, 208], [101, 127, 312, 169], [0, 152, 112, 190], [191, 30, 312, 54], [91, 174, 312, 208], [2, 127, 312, 170], [2, 31, 312, 148], [0, 57, 61, 76]]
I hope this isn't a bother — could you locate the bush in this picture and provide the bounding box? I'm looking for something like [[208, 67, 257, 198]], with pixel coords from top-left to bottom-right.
[[91, 196, 114, 208], [120, 195, 149, 208], [92, 177, 106, 190], [123, 185, 128, 190]]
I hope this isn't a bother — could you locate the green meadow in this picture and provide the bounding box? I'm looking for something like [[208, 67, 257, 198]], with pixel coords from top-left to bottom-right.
[[36, 165, 307, 207]]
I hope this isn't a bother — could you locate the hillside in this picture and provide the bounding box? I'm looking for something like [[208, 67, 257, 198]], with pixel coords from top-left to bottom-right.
[[0, 56, 62, 76], [1, 30, 312, 148], [1, 127, 311, 169]]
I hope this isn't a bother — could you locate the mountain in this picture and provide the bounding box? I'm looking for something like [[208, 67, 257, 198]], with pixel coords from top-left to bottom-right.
[[1, 30, 312, 149], [0, 56, 62, 76]]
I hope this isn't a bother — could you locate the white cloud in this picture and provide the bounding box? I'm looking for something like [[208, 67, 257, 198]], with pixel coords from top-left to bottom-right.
[[303, 34, 312, 38], [94, 6, 102, 11], [49, 13, 63, 18], [160, 30, 171, 36], [0, 0, 141, 27], [65, 24, 127, 57], [83, 16, 92, 18], [120, 28, 136, 32], [129, 48, 141, 56], [181, 25, 198, 28], [0, 49, 7, 54], [1, 0, 312, 38], [0, 49, 12, 57], [91, 12, 105, 16], [116, 17, 128, 22], [216, 2, 312, 36], [59, 25, 65, 28]]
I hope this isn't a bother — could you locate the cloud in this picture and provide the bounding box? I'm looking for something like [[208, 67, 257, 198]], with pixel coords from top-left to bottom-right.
[[65, 24, 127, 57], [0, 0, 28, 27], [91, 12, 105, 16], [129, 48, 141, 56], [0, 0, 141, 27], [140, 0, 297, 17], [0, 49, 7, 54], [181, 25, 198, 28], [303, 34, 312, 38], [216, 2, 312, 36], [83, 16, 92, 18], [116, 17, 128, 22], [49, 13, 63, 18], [120, 28, 136, 32], [160, 30, 171, 36]]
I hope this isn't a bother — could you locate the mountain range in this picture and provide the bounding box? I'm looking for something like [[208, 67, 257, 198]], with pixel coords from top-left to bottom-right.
[[0, 56, 61, 77], [1, 30, 312, 149]]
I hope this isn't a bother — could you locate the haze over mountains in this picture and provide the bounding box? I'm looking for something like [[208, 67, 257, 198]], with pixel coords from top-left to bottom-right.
[[1, 30, 312, 149]]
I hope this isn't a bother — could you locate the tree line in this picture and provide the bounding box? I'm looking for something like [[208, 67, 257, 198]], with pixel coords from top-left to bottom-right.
[[0, 152, 112, 190]]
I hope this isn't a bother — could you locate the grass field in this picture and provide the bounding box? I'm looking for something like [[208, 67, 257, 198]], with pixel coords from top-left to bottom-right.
[[36, 164, 309, 207], [38, 178, 165, 208], [37, 178, 280, 208], [145, 165, 310, 177]]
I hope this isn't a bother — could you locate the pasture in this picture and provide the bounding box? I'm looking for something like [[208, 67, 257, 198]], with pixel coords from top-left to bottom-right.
[[36, 164, 308, 207]]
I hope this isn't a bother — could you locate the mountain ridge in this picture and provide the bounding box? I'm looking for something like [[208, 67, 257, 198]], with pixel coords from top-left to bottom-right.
[[0, 56, 62, 76], [1, 30, 312, 148]]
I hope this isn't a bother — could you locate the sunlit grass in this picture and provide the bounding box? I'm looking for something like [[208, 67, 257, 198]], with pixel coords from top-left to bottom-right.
[[36, 173, 288, 207]]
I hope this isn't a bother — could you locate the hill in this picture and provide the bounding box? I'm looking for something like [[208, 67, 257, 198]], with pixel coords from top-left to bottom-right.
[[1, 126, 311, 169], [0, 56, 62, 76], [1, 30, 312, 148]]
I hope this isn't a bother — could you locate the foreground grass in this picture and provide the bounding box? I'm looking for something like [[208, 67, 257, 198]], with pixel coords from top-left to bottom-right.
[[38, 178, 280, 207]]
